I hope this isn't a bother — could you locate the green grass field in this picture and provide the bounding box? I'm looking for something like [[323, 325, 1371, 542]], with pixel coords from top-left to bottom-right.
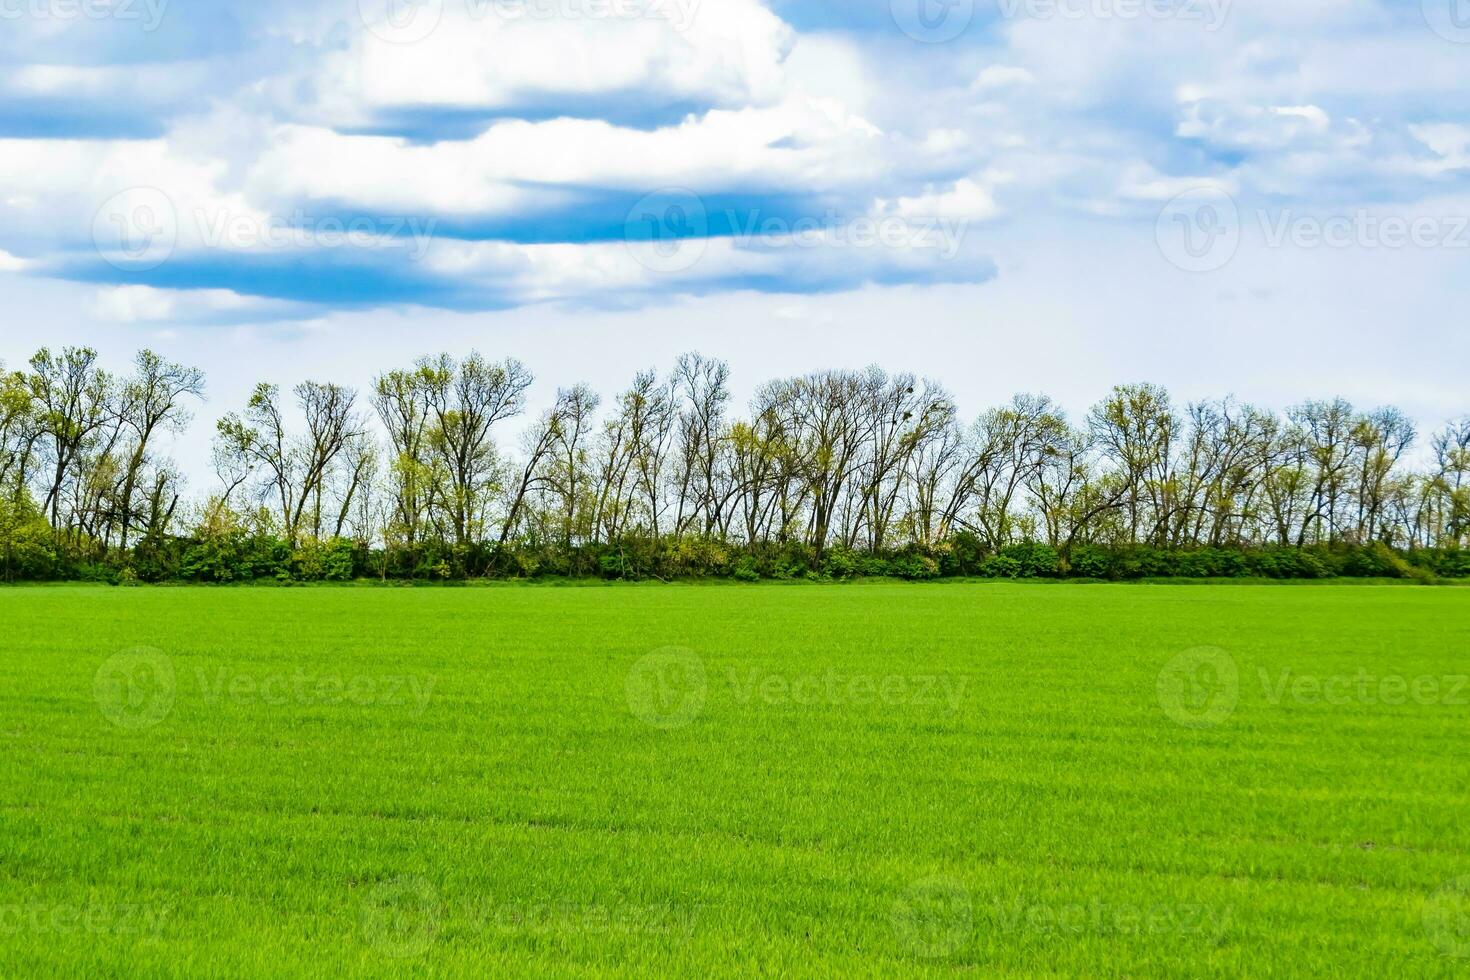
[[2, 582, 1468, 976]]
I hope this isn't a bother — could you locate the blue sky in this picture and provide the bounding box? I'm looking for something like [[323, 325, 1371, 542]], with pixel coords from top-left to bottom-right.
[[1, 0, 1468, 475]]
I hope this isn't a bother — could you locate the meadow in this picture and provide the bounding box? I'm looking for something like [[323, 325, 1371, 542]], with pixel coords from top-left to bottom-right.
[[1, 582, 1467, 977]]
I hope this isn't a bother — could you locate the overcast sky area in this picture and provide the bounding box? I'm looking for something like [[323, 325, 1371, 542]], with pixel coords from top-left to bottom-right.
[[1, 0, 1468, 484]]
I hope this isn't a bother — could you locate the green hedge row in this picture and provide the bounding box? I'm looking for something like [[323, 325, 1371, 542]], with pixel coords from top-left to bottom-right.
[[7, 527, 1465, 585]]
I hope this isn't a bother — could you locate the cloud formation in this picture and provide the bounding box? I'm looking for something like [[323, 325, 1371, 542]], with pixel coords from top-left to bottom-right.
[[0, 0, 1465, 322]]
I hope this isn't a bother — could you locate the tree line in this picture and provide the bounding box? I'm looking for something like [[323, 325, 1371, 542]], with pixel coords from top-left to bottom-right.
[[1, 346, 1467, 583]]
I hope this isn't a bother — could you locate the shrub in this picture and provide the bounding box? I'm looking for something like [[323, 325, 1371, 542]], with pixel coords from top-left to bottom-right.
[[292, 538, 357, 582], [822, 547, 859, 580], [1415, 548, 1470, 578], [999, 542, 1060, 578], [1334, 542, 1424, 580], [0, 493, 60, 581], [979, 554, 1022, 579], [1066, 545, 1111, 579], [731, 556, 760, 582], [891, 555, 940, 580], [943, 532, 986, 576]]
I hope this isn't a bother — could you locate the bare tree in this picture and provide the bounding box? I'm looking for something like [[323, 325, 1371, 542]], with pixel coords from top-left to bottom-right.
[[215, 381, 366, 544]]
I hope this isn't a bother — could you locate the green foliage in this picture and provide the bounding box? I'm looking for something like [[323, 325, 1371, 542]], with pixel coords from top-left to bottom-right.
[[890, 554, 940, 580], [0, 499, 1458, 586], [1006, 543, 1061, 578], [31, 536, 1466, 586], [979, 554, 1022, 578], [1253, 547, 1331, 580], [940, 532, 986, 576], [821, 547, 859, 580], [292, 539, 359, 582], [1411, 548, 1470, 578], [0, 492, 60, 581]]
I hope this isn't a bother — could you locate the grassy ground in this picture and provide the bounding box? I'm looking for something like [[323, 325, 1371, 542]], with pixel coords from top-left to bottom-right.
[[1, 583, 1467, 977]]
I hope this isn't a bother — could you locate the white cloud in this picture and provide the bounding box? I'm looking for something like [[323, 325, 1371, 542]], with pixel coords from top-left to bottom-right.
[[0, 136, 250, 257], [6, 63, 211, 101], [874, 178, 1001, 222], [250, 95, 885, 214], [417, 215, 991, 304], [1175, 98, 1360, 152], [88, 285, 177, 322], [88, 286, 280, 323], [1405, 124, 1470, 177], [1116, 164, 1236, 203], [972, 66, 1035, 93], [304, 0, 793, 123]]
